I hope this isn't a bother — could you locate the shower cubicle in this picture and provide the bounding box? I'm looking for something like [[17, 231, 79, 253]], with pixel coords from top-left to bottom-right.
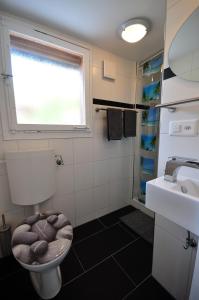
[[133, 52, 163, 207]]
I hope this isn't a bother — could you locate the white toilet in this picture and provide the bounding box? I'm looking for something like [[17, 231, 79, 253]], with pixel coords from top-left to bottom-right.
[[5, 149, 72, 299]]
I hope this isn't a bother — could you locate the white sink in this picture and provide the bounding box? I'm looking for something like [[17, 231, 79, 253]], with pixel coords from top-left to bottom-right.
[[146, 176, 199, 235]]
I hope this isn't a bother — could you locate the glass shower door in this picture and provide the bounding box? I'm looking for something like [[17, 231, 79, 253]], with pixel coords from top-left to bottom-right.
[[134, 53, 163, 204]]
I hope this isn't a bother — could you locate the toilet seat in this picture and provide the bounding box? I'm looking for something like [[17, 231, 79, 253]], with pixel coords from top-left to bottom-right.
[[12, 211, 73, 266], [17, 239, 72, 272]]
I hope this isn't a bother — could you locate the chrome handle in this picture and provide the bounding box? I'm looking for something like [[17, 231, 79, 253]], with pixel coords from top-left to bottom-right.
[[168, 156, 198, 161], [55, 154, 64, 166], [183, 231, 197, 250]]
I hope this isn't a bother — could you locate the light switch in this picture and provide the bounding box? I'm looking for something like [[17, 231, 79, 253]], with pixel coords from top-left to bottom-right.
[[170, 123, 181, 133], [169, 120, 198, 136]]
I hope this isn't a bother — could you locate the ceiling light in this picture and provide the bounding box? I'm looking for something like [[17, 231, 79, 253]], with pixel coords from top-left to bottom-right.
[[119, 18, 150, 43]]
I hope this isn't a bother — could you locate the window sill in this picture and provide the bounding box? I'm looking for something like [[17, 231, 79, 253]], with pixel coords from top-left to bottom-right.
[[2, 128, 93, 140]]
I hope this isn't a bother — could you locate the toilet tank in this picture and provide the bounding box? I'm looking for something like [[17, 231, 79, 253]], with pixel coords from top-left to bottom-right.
[[5, 149, 56, 206]]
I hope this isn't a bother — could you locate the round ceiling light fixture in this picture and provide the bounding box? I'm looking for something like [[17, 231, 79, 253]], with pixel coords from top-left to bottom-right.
[[119, 18, 150, 43]]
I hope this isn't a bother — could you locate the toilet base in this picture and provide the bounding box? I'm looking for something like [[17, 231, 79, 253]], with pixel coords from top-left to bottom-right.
[[30, 266, 62, 299]]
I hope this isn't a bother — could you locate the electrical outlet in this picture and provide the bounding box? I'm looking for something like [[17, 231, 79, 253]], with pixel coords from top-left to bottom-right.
[[169, 120, 198, 136]]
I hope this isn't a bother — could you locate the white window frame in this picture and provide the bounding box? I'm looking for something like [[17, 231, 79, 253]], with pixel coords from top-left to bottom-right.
[[0, 15, 92, 139]]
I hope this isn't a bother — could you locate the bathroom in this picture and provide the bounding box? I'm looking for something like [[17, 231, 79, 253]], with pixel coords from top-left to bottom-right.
[[0, 0, 199, 299]]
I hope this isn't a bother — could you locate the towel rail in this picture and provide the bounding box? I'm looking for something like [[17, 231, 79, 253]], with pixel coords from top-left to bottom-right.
[[96, 108, 139, 112], [95, 105, 150, 113], [155, 97, 199, 112]]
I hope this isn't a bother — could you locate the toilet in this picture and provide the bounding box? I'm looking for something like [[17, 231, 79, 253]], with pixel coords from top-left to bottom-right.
[[5, 149, 72, 299]]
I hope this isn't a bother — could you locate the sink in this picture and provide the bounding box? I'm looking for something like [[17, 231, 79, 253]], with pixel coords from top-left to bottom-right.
[[175, 178, 199, 198], [146, 176, 199, 235]]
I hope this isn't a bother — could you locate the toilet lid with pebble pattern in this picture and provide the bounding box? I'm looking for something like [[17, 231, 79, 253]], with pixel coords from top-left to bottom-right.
[[12, 211, 73, 265]]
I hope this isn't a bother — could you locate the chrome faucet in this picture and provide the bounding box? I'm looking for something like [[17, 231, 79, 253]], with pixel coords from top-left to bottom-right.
[[164, 156, 199, 182]]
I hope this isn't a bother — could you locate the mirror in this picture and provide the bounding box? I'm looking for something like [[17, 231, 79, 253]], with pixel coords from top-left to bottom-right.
[[168, 7, 199, 81]]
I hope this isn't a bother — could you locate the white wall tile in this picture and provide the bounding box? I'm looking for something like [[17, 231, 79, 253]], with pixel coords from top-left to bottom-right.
[[0, 174, 18, 212], [93, 136, 111, 161], [93, 135, 132, 161], [109, 156, 133, 180], [93, 160, 110, 187], [115, 56, 136, 78], [52, 193, 75, 226], [109, 178, 131, 211], [0, 119, 3, 140], [74, 162, 93, 191], [95, 207, 111, 219], [93, 184, 109, 211], [76, 212, 97, 227], [17, 140, 49, 151], [39, 198, 53, 212], [0, 160, 7, 176], [3, 141, 18, 154], [6, 208, 25, 231], [106, 139, 133, 160], [112, 75, 132, 102], [192, 50, 199, 70], [74, 138, 93, 164], [92, 47, 111, 69], [107, 140, 125, 159], [24, 206, 34, 218], [55, 164, 74, 195], [93, 66, 114, 100], [0, 141, 5, 160], [75, 188, 95, 226], [120, 138, 134, 156], [49, 139, 74, 165]]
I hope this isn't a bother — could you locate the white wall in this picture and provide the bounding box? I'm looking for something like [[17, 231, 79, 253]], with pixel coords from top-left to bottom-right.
[[155, 3, 199, 297], [0, 16, 136, 231], [158, 0, 199, 176]]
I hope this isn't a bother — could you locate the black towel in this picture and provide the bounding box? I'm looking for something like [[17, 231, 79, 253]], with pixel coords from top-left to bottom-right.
[[107, 108, 123, 140], [123, 110, 137, 137]]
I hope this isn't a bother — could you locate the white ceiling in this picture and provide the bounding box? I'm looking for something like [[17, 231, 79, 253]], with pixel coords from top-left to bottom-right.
[[0, 0, 166, 62]]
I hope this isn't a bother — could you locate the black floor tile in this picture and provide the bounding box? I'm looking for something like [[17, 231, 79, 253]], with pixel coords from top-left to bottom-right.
[[119, 222, 139, 239], [99, 205, 135, 227], [60, 248, 84, 285], [74, 224, 136, 270], [73, 219, 104, 243], [125, 276, 174, 299], [0, 269, 40, 300], [114, 238, 153, 285], [0, 255, 22, 280], [55, 258, 135, 300]]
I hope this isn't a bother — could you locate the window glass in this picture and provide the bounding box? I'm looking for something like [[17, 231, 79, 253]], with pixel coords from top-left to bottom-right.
[[10, 35, 85, 126]]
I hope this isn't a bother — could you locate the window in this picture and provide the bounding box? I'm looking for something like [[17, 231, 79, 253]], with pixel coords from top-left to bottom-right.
[[10, 35, 84, 126], [0, 18, 91, 139]]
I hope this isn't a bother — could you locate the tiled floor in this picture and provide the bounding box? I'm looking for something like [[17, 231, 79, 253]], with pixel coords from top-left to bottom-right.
[[0, 206, 174, 299]]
